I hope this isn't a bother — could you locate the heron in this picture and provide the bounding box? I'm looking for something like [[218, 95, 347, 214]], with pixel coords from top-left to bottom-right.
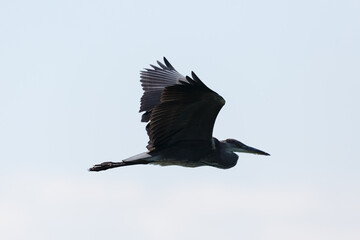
[[89, 57, 269, 171]]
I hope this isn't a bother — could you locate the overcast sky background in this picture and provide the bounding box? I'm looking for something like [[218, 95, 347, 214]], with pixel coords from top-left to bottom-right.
[[1, 0, 359, 239]]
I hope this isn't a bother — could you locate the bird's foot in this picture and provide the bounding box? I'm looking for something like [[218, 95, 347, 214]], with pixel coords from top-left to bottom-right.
[[89, 162, 114, 172]]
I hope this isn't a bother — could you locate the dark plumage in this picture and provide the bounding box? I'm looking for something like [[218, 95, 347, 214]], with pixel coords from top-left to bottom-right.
[[89, 58, 269, 171]]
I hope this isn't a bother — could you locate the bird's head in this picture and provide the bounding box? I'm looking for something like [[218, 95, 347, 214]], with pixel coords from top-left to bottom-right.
[[222, 138, 270, 156]]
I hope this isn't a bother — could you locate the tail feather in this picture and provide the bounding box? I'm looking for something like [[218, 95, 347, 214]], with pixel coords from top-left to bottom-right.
[[89, 152, 154, 172]]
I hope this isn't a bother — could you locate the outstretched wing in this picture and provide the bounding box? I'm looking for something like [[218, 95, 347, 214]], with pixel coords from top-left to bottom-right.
[[140, 57, 187, 122], [148, 70, 225, 151]]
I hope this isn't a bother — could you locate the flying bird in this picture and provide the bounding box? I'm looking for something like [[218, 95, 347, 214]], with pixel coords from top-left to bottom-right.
[[89, 58, 269, 171]]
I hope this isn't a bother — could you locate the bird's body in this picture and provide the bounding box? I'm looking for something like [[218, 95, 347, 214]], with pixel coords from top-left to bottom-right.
[[90, 58, 269, 172], [152, 138, 239, 169]]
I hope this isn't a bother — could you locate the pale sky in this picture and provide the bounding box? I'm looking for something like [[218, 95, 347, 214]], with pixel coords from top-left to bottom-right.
[[1, 0, 359, 239]]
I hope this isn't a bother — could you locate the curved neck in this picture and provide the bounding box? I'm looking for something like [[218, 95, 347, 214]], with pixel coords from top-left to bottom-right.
[[216, 140, 239, 169]]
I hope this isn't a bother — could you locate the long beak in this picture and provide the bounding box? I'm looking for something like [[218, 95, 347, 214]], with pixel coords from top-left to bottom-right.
[[237, 145, 270, 156]]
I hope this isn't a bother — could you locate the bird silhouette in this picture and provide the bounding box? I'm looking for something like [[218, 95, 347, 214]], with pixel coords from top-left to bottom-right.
[[89, 57, 269, 171]]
